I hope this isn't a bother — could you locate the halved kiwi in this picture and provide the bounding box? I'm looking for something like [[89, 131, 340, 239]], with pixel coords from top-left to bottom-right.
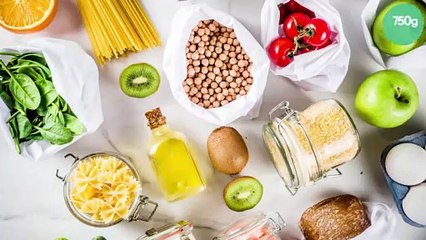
[[119, 63, 160, 98], [223, 176, 263, 212]]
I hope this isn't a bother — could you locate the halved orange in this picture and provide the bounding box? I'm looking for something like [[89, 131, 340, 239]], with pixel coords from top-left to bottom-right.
[[0, 0, 57, 34]]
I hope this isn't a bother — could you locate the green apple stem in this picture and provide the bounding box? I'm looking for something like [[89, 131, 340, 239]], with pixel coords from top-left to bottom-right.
[[395, 87, 409, 103]]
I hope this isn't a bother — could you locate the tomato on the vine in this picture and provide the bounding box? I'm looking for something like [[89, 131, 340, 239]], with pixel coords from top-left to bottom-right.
[[267, 37, 295, 67], [302, 18, 331, 47], [283, 13, 310, 39], [298, 45, 315, 54]]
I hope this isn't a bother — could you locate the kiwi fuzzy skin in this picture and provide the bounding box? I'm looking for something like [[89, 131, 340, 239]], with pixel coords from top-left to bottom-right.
[[207, 126, 249, 175]]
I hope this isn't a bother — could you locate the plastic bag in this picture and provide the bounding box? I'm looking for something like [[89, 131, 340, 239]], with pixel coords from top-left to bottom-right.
[[163, 4, 270, 125], [261, 0, 350, 92], [0, 38, 104, 161], [361, 0, 426, 69]]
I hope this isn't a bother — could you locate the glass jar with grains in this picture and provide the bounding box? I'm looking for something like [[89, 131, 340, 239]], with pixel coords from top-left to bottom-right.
[[263, 99, 361, 194]]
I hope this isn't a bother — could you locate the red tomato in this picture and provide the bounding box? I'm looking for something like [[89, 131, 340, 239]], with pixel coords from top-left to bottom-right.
[[267, 37, 295, 67], [317, 39, 333, 49], [285, 0, 315, 18], [298, 45, 315, 54], [283, 13, 310, 39], [303, 18, 331, 47]]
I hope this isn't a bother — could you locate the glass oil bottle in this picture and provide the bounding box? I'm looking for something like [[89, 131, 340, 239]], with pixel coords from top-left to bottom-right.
[[145, 108, 206, 202]]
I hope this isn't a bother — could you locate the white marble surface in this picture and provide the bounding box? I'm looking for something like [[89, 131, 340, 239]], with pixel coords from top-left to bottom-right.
[[0, 0, 425, 239]]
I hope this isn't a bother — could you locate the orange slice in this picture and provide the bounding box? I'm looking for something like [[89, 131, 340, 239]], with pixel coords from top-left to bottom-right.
[[0, 0, 57, 33]]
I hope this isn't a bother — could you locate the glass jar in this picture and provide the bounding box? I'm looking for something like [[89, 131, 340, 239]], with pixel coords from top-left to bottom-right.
[[56, 152, 158, 227], [263, 99, 361, 194], [213, 212, 285, 240], [137, 220, 196, 240]]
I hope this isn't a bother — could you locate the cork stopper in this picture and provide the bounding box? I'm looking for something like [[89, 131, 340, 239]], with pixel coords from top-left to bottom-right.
[[145, 108, 167, 130]]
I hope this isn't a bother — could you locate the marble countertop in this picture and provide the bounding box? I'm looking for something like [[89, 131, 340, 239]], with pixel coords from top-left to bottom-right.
[[0, 0, 425, 239]]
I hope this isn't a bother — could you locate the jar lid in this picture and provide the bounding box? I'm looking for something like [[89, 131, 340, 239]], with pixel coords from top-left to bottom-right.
[[213, 213, 285, 240], [137, 221, 194, 240]]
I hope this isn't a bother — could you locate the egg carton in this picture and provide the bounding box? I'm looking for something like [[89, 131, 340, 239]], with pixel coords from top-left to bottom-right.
[[380, 131, 426, 228]]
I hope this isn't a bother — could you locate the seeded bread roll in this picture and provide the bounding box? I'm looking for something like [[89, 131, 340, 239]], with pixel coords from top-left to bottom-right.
[[299, 194, 370, 240]]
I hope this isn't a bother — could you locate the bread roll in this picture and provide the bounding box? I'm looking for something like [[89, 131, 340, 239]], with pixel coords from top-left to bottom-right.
[[299, 194, 370, 240]]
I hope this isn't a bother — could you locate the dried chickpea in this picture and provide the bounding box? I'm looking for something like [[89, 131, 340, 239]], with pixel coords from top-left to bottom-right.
[[213, 101, 220, 108], [184, 86, 190, 93], [201, 58, 209, 67], [186, 78, 194, 85], [219, 82, 227, 89], [191, 97, 199, 104], [222, 89, 229, 96], [184, 20, 254, 109]]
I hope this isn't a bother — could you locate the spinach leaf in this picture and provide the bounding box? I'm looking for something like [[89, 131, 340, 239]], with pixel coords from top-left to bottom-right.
[[34, 123, 73, 145], [64, 113, 85, 135], [57, 111, 65, 126], [16, 113, 32, 139], [35, 78, 58, 108], [43, 114, 56, 129], [0, 84, 14, 109], [8, 116, 21, 154], [13, 99, 26, 115], [17, 59, 51, 78], [9, 73, 41, 110], [17, 67, 44, 81], [36, 106, 48, 117], [18, 53, 47, 65]]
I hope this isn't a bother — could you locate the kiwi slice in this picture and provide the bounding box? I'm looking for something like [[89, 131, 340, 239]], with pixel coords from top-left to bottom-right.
[[223, 176, 263, 212], [119, 63, 160, 98]]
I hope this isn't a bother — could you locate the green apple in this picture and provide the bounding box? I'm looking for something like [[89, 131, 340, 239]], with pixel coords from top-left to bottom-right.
[[373, 0, 426, 56], [355, 70, 419, 128]]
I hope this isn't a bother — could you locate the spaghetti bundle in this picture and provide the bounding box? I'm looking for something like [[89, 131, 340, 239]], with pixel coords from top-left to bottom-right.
[[77, 0, 161, 64]]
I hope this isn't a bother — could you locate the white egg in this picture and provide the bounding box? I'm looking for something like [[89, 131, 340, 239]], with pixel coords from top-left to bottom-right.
[[402, 183, 426, 225], [385, 143, 426, 186]]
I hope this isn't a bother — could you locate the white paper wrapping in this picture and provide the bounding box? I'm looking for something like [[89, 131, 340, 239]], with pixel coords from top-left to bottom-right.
[[361, 0, 426, 69], [0, 38, 104, 161], [299, 201, 396, 240], [163, 4, 270, 126], [354, 202, 396, 240], [261, 0, 351, 92]]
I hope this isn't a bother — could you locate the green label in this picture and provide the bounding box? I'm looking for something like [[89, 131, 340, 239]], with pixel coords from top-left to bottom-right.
[[383, 3, 424, 45]]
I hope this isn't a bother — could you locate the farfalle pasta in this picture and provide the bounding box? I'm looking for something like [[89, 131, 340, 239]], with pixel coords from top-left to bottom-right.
[[70, 155, 141, 223]]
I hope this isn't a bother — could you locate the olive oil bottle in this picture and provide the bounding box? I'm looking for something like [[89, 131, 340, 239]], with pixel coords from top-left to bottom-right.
[[145, 108, 206, 202]]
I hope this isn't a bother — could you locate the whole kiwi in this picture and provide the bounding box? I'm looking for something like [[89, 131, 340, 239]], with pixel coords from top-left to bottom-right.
[[207, 126, 249, 174]]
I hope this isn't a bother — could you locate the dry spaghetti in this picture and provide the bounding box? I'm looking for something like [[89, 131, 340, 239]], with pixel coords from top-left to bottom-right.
[[77, 0, 161, 64]]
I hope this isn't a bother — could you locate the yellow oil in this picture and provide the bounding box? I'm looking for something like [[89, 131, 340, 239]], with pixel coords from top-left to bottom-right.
[[149, 132, 206, 202]]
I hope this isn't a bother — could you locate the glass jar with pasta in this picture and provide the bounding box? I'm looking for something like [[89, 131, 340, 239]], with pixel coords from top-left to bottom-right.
[[56, 152, 158, 227]]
